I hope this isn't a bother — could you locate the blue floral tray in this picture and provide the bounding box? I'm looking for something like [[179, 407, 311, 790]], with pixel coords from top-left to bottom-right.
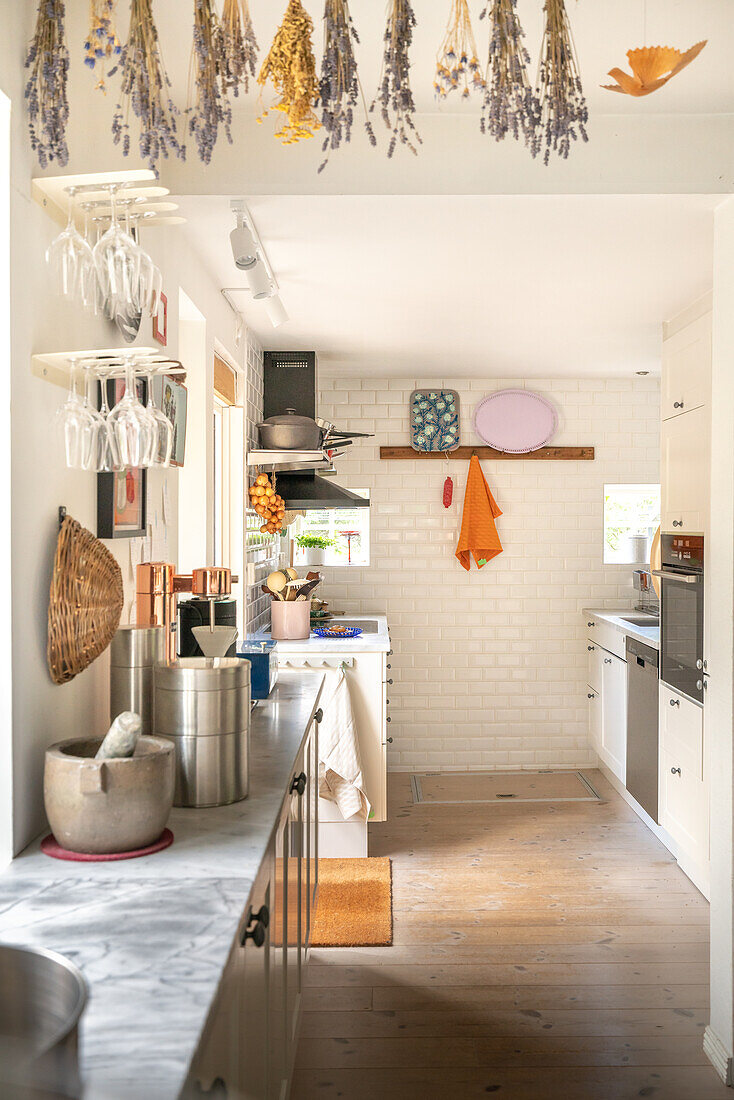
[[410, 389, 460, 452], [312, 626, 363, 639]]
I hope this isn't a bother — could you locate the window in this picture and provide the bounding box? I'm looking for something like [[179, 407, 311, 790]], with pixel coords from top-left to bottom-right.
[[292, 493, 370, 567], [604, 484, 660, 564]]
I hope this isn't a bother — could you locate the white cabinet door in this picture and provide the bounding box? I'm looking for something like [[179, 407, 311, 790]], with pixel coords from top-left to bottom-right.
[[660, 747, 708, 866], [601, 652, 627, 784], [587, 641, 604, 692], [661, 403, 710, 534], [662, 312, 711, 420]]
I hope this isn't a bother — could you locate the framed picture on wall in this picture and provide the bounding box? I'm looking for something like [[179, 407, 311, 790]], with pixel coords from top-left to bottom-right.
[[97, 377, 148, 539], [152, 374, 187, 467], [153, 291, 168, 346], [97, 467, 147, 540]]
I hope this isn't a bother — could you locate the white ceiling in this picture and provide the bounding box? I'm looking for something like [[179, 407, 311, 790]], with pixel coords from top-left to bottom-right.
[[179, 194, 718, 378]]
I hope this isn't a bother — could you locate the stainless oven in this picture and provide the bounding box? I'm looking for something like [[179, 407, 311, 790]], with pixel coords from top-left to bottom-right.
[[653, 534, 704, 705]]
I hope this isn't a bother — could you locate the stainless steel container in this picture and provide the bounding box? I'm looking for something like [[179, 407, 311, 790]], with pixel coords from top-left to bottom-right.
[[110, 625, 165, 734], [154, 658, 250, 808], [0, 944, 86, 1097]]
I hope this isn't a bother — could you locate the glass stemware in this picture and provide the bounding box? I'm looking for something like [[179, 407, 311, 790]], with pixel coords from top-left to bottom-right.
[[46, 187, 97, 307], [106, 356, 156, 468], [97, 375, 121, 472], [93, 186, 137, 321], [144, 371, 173, 466], [55, 358, 97, 468]]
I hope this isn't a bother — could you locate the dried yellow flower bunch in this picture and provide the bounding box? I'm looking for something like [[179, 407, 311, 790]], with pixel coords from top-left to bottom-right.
[[257, 0, 320, 144]]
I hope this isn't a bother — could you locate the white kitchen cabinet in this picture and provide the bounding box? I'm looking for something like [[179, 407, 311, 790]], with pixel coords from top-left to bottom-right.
[[658, 684, 709, 879], [661, 311, 711, 421], [659, 683, 703, 780], [601, 651, 627, 784], [587, 640, 604, 692], [661, 403, 710, 534]]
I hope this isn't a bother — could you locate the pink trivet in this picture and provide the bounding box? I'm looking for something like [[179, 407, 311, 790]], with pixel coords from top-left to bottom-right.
[[41, 828, 174, 862]]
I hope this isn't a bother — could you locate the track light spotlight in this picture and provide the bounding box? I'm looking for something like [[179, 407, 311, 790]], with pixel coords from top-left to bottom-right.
[[230, 214, 258, 271]]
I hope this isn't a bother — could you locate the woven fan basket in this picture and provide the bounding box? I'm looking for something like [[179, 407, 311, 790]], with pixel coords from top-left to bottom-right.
[[47, 515, 124, 685]]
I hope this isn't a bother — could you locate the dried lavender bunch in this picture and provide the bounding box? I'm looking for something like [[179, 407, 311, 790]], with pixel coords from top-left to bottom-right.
[[370, 0, 422, 158], [435, 0, 484, 101], [479, 0, 539, 149], [24, 0, 70, 168], [84, 0, 122, 93], [535, 0, 588, 163], [221, 0, 258, 95], [112, 0, 184, 172], [188, 0, 233, 164], [318, 0, 375, 173]]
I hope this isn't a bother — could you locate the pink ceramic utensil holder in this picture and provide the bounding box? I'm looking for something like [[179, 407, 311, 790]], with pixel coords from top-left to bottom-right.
[[271, 599, 310, 641]]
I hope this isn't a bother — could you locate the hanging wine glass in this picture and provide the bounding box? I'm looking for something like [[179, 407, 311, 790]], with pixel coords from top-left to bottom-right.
[[144, 371, 173, 466], [93, 185, 136, 321], [107, 355, 156, 468], [97, 373, 121, 472], [46, 187, 97, 307], [55, 357, 96, 468]]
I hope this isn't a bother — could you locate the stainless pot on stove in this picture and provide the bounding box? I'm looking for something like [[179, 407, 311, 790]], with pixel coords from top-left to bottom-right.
[[258, 408, 322, 451]]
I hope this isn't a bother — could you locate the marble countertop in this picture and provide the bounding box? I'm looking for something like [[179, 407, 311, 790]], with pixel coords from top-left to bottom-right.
[[250, 612, 391, 655], [583, 607, 660, 650], [0, 671, 325, 1100]]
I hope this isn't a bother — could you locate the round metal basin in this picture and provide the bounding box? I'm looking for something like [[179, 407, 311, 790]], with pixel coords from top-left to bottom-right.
[[0, 944, 87, 1097]]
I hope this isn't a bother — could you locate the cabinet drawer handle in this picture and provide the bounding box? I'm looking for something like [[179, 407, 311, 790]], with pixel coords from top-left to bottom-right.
[[671, 766, 682, 776], [587, 621, 595, 628], [291, 772, 307, 796], [386, 663, 392, 670], [670, 698, 680, 707], [386, 716, 392, 723], [587, 645, 595, 652], [240, 905, 270, 947], [604, 658, 612, 664], [314, 708, 323, 724], [386, 736, 393, 744], [673, 401, 684, 409], [587, 692, 595, 699], [672, 519, 683, 528], [385, 678, 393, 685]]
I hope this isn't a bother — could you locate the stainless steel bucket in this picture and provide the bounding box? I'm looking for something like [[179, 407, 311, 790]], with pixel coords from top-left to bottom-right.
[[110, 625, 165, 734], [0, 944, 87, 1097], [154, 658, 250, 808]]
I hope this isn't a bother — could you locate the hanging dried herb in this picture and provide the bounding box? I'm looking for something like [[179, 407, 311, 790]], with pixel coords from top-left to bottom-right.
[[112, 0, 184, 171], [84, 0, 121, 93], [24, 0, 70, 168], [188, 0, 233, 164], [435, 0, 484, 101], [479, 0, 539, 149], [371, 0, 422, 157], [535, 0, 588, 163], [318, 0, 375, 173], [258, 0, 321, 145], [221, 0, 258, 95]]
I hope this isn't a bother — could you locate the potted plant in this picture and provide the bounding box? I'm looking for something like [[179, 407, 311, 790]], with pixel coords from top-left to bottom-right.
[[295, 533, 336, 566]]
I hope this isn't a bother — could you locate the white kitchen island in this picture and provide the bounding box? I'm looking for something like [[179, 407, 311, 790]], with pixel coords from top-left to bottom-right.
[[252, 614, 392, 856]]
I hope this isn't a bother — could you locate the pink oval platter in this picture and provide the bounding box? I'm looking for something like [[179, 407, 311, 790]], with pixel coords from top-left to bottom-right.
[[473, 389, 558, 453]]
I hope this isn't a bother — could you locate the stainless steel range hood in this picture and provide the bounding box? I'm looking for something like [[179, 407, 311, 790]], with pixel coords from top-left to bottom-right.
[[263, 351, 370, 511]]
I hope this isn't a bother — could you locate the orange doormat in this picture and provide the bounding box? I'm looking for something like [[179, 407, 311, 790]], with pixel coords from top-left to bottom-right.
[[311, 858, 393, 947]]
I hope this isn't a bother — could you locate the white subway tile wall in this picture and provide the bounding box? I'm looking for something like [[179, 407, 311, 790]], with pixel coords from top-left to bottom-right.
[[316, 375, 660, 772], [244, 331, 281, 634]]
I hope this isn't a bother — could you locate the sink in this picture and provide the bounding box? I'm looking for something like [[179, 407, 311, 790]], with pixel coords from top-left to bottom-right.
[[0, 944, 87, 1093], [620, 615, 659, 628]]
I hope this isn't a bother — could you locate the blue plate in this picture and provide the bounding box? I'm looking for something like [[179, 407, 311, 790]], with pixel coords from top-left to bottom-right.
[[312, 627, 363, 639]]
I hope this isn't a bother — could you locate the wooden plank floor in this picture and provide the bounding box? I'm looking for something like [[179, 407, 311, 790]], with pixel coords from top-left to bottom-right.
[[292, 770, 728, 1100]]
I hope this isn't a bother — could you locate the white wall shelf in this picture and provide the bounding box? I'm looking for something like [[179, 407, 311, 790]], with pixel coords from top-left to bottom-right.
[[32, 170, 184, 230], [32, 347, 186, 389]]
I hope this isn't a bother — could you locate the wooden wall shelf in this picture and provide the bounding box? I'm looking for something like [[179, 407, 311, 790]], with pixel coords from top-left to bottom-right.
[[379, 446, 595, 461]]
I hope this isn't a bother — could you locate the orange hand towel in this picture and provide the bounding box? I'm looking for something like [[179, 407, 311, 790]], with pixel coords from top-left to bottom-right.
[[455, 455, 503, 570]]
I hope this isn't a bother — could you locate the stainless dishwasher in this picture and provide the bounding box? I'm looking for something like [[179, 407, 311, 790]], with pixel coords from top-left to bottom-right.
[[625, 636, 659, 822]]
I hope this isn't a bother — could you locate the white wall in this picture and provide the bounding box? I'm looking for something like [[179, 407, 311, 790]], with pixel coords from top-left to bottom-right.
[[316, 375, 660, 772], [706, 196, 734, 1081], [0, 2, 244, 855]]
